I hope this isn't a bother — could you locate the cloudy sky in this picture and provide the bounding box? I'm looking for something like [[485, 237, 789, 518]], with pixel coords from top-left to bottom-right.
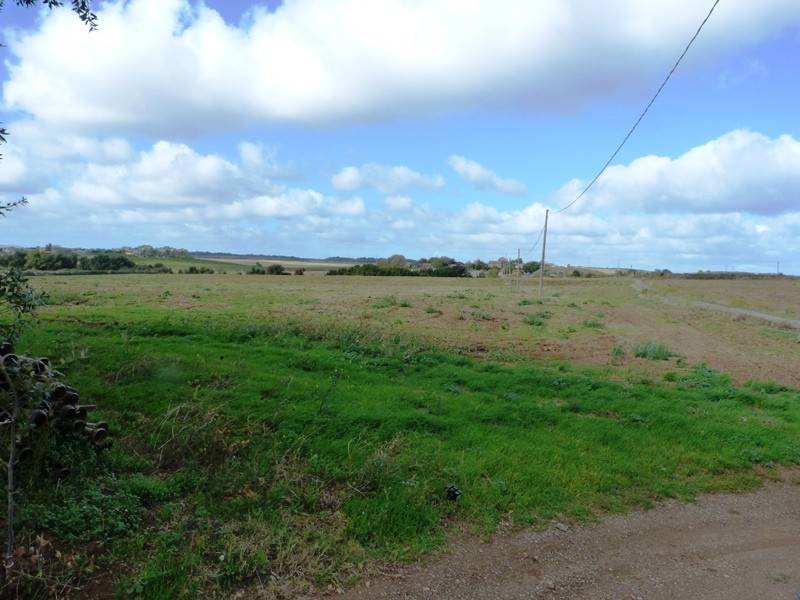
[[1, 0, 799, 272]]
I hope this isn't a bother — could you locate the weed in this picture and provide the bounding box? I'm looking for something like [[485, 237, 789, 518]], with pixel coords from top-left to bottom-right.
[[524, 311, 551, 327], [610, 345, 625, 365], [373, 295, 399, 308], [518, 299, 543, 306], [633, 342, 673, 360], [582, 319, 605, 329]]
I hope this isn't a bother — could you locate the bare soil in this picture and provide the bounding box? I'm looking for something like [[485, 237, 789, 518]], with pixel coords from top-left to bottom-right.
[[322, 477, 800, 600]]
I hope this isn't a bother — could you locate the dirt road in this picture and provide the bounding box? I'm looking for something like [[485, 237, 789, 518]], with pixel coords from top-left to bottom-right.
[[325, 479, 800, 600]]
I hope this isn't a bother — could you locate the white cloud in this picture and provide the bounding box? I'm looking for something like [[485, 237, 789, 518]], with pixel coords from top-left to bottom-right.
[[331, 164, 444, 194], [559, 130, 800, 216], [5, 0, 800, 133], [384, 195, 413, 211], [2, 127, 800, 273], [449, 155, 526, 196]]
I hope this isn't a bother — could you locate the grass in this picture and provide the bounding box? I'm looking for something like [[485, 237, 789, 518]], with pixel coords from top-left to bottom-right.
[[633, 342, 674, 360], [524, 311, 551, 327], [10, 273, 800, 596]]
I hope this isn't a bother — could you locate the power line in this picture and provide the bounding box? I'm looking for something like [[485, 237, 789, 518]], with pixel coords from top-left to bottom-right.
[[554, 0, 721, 214], [524, 225, 545, 257]]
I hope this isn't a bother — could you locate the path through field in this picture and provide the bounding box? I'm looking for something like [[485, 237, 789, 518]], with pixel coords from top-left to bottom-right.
[[634, 278, 800, 330], [325, 479, 800, 600]]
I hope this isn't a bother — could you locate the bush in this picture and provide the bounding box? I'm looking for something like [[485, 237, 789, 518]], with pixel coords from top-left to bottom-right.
[[327, 263, 468, 277], [24, 251, 78, 271], [267, 264, 286, 275], [522, 261, 540, 274], [294, 268, 305, 276], [633, 342, 673, 360], [78, 253, 135, 271], [524, 311, 551, 327]]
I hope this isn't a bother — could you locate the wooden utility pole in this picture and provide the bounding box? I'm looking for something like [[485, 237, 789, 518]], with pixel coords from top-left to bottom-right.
[[538, 209, 549, 299]]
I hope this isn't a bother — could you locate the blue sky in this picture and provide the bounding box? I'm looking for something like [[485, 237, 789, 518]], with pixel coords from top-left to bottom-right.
[[1, 0, 799, 272]]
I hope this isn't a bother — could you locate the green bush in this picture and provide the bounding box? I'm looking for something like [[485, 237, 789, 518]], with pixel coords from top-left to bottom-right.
[[633, 342, 673, 360]]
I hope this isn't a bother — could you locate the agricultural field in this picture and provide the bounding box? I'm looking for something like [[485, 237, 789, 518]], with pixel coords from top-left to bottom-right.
[[127, 255, 248, 273], [12, 272, 800, 598]]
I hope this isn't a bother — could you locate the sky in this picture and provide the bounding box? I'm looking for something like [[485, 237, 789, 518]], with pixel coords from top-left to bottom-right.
[[0, 0, 799, 273]]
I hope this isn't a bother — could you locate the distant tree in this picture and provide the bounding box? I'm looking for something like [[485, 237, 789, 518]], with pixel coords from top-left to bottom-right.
[[0, 250, 27, 268], [429, 256, 455, 268], [383, 254, 408, 268], [522, 261, 540, 274], [468, 260, 488, 271], [26, 250, 76, 270], [78, 253, 135, 271], [267, 264, 285, 275]]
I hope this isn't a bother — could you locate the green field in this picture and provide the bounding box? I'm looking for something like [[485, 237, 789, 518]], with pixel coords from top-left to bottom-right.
[[127, 255, 247, 273], [12, 273, 800, 598]]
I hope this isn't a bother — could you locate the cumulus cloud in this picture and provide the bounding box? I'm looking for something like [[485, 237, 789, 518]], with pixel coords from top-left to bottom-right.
[[5, 0, 800, 134], [559, 130, 800, 216], [331, 164, 444, 194], [384, 195, 413, 211], [2, 127, 800, 273], [449, 155, 526, 196]]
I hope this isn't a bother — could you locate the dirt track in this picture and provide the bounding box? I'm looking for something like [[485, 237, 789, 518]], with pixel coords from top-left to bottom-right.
[[325, 479, 800, 600]]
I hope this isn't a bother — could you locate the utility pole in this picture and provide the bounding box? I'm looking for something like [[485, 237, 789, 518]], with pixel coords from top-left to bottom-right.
[[517, 247, 521, 290], [538, 209, 549, 299]]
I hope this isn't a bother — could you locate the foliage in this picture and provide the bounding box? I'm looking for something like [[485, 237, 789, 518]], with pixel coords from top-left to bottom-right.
[[78, 253, 136, 271], [247, 262, 267, 275], [14, 298, 800, 596], [0, 0, 98, 30], [524, 311, 551, 327], [522, 261, 540, 274], [25, 250, 78, 271], [0, 267, 45, 343], [633, 342, 674, 360], [0, 250, 27, 268], [582, 319, 605, 329], [267, 264, 286, 275], [328, 263, 468, 277], [180, 266, 215, 274]]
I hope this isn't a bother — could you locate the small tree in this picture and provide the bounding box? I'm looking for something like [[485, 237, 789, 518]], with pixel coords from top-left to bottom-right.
[[0, 0, 99, 579], [267, 264, 285, 275], [522, 261, 540, 274]]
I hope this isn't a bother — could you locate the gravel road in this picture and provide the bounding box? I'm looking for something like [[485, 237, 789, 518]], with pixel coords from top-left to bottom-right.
[[322, 479, 800, 600]]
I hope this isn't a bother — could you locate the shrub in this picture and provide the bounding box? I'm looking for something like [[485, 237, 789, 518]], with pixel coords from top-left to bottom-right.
[[78, 253, 136, 271], [524, 311, 551, 326], [633, 342, 673, 360], [182, 266, 214, 274], [610, 345, 625, 364], [294, 268, 305, 275], [582, 319, 605, 329], [522, 261, 540, 274]]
